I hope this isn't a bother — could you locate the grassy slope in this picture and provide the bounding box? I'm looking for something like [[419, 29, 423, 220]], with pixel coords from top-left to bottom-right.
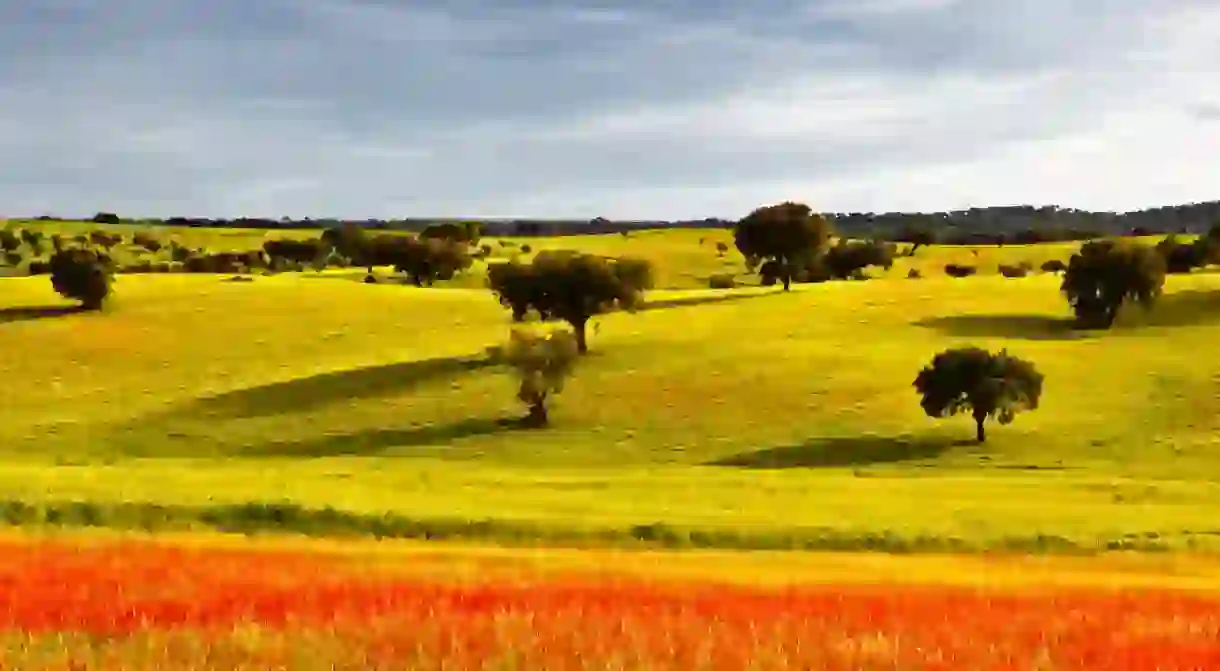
[[3, 225, 1219, 551]]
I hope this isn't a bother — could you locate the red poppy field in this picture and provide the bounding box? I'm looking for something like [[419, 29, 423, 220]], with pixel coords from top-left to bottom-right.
[[1, 533, 1219, 670]]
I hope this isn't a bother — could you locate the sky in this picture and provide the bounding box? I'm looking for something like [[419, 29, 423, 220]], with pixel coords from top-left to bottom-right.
[[2, 0, 1219, 221]]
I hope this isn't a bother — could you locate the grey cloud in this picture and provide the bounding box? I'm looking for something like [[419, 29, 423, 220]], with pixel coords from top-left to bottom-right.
[[1, 0, 1218, 218]]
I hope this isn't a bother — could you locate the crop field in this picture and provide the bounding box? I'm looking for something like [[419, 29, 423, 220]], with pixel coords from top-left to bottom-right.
[[2, 219, 1220, 666], [1, 531, 1219, 669]]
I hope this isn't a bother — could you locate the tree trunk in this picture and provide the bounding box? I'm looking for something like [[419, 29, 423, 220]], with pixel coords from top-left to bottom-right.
[[572, 318, 589, 354], [525, 399, 548, 427], [974, 411, 987, 443], [781, 270, 791, 291]]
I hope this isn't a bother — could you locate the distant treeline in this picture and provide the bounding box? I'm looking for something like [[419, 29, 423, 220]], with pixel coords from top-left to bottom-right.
[[24, 200, 1220, 244]]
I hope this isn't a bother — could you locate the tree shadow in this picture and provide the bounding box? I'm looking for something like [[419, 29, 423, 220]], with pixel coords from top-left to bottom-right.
[[0, 305, 86, 324], [638, 290, 779, 312], [913, 314, 1091, 341], [707, 434, 974, 469], [249, 416, 525, 457], [186, 354, 499, 420], [1122, 290, 1220, 329]]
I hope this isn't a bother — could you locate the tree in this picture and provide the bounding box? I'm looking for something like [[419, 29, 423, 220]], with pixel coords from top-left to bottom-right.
[[0, 229, 19, 253], [49, 247, 112, 310], [1155, 234, 1207, 274], [320, 222, 368, 262], [396, 237, 472, 286], [420, 222, 478, 245], [502, 327, 580, 427], [91, 212, 120, 225], [1061, 239, 1165, 329], [821, 240, 895, 279], [487, 251, 652, 354], [913, 347, 1044, 443], [734, 201, 832, 291]]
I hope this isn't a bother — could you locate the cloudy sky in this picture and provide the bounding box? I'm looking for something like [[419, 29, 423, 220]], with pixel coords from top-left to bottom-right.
[[2, 0, 1219, 220]]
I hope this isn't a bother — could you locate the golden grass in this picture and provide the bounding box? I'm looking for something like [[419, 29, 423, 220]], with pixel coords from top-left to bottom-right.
[[1, 225, 1218, 551]]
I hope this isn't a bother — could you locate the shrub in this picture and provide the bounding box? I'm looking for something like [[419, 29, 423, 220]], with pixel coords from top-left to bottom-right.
[[167, 262, 185, 273], [150, 262, 171, 273], [997, 263, 1029, 278], [907, 269, 922, 279], [707, 273, 737, 289], [3, 250, 23, 266], [735, 202, 833, 291], [27, 260, 50, 275], [169, 242, 193, 262], [944, 264, 977, 278], [504, 328, 580, 427], [19, 228, 43, 255], [715, 241, 729, 257], [91, 212, 120, 225], [520, 244, 533, 253], [1040, 259, 1067, 274], [131, 232, 163, 253], [49, 248, 112, 309], [913, 347, 1043, 443], [89, 230, 123, 248], [1062, 239, 1165, 329]]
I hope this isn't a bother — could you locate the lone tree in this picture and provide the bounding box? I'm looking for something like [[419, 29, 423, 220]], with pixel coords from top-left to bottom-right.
[[49, 247, 113, 310], [734, 201, 832, 290], [914, 347, 1044, 443], [487, 251, 653, 354], [503, 327, 580, 427], [1061, 239, 1165, 329]]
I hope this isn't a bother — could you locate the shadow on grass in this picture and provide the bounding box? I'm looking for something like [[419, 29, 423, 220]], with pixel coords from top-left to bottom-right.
[[1120, 290, 1220, 329], [637, 290, 780, 312], [917, 290, 1220, 339], [708, 434, 973, 469], [250, 416, 526, 457], [188, 354, 499, 420], [0, 305, 86, 324], [913, 314, 1091, 341]]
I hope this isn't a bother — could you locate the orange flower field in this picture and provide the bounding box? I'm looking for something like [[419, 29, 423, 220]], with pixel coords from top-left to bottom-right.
[[0, 535, 1219, 669]]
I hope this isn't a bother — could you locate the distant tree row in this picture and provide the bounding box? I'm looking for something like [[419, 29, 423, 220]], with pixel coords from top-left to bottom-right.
[[16, 199, 1220, 240]]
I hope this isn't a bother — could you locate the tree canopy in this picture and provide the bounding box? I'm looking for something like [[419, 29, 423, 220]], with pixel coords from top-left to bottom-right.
[[913, 347, 1043, 443], [1061, 239, 1165, 329], [486, 251, 653, 353], [734, 202, 833, 291]]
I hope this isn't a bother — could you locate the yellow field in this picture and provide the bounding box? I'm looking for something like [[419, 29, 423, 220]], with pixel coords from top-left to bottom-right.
[[1, 223, 1217, 552]]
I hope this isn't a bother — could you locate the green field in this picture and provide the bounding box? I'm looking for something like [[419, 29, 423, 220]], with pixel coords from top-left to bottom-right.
[[3, 222, 1219, 552]]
